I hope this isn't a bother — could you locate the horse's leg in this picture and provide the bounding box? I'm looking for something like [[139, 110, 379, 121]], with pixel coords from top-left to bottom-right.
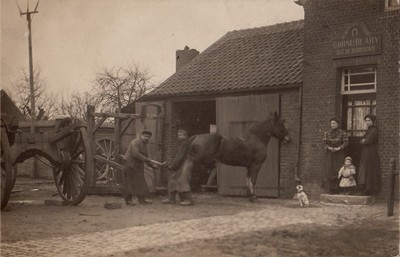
[[247, 162, 262, 202], [177, 158, 194, 205]]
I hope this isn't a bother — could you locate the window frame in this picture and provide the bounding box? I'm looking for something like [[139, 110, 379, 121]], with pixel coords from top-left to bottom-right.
[[341, 66, 377, 95]]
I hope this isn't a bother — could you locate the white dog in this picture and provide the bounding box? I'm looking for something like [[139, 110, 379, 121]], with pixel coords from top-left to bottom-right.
[[296, 185, 309, 207]]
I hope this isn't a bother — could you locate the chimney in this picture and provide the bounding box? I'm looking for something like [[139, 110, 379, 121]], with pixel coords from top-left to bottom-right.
[[176, 46, 199, 72]]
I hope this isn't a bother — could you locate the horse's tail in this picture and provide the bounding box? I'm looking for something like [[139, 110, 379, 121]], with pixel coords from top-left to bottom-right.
[[168, 135, 196, 170]]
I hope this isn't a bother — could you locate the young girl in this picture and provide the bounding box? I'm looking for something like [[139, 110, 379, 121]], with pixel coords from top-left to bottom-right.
[[338, 156, 357, 195]]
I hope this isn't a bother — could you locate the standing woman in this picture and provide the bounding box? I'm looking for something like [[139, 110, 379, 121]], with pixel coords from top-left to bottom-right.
[[323, 118, 349, 194], [358, 114, 381, 196]]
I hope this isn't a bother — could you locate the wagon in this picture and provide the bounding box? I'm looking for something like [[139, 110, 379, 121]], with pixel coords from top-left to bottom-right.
[[1, 104, 164, 209], [1, 114, 94, 209]]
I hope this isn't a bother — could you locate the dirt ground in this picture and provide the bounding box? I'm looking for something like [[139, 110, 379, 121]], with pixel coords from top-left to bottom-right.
[[1, 177, 399, 257]]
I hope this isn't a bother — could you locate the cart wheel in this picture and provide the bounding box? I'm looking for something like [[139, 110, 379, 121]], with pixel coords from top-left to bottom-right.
[[53, 127, 93, 205], [95, 138, 115, 183], [1, 127, 13, 210]]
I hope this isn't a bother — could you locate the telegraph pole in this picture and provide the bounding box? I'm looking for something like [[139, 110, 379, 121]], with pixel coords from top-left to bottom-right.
[[18, 0, 39, 134], [19, 0, 40, 178]]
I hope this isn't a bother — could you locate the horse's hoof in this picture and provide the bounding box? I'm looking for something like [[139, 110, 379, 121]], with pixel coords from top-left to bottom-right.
[[249, 195, 258, 202]]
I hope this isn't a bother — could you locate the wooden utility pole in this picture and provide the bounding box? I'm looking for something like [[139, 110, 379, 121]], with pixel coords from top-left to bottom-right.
[[19, 0, 40, 178], [18, 0, 39, 133]]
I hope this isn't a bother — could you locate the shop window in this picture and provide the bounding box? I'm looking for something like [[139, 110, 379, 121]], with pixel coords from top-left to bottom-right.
[[385, 0, 399, 10], [341, 67, 376, 95]]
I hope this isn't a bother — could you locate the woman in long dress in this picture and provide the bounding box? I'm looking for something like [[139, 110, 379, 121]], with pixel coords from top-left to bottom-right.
[[323, 118, 349, 194], [358, 114, 381, 196]]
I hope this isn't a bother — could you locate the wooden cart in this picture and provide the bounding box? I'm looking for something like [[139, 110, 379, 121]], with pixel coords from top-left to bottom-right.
[[0, 103, 164, 209], [1, 114, 94, 209]]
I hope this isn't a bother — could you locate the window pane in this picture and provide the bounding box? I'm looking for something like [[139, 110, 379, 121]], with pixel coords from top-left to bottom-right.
[[353, 107, 369, 131], [351, 84, 375, 91], [354, 100, 370, 106], [345, 97, 376, 137], [350, 73, 375, 84]]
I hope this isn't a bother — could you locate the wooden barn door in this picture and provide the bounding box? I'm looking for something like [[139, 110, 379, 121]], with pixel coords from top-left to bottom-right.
[[135, 102, 165, 192], [216, 94, 280, 197]]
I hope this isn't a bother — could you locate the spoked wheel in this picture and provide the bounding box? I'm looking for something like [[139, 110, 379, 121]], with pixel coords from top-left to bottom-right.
[[95, 138, 115, 184], [53, 127, 93, 205], [1, 127, 13, 210]]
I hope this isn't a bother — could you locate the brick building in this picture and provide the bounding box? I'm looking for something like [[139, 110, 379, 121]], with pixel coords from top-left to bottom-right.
[[137, 0, 399, 199], [299, 0, 399, 198]]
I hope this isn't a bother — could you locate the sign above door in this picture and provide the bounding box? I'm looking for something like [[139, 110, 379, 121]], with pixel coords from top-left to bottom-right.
[[332, 21, 381, 59]]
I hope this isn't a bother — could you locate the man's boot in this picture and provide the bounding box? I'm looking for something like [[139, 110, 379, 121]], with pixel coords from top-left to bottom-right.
[[138, 196, 152, 204], [162, 191, 177, 204], [125, 195, 135, 206], [179, 192, 194, 206]]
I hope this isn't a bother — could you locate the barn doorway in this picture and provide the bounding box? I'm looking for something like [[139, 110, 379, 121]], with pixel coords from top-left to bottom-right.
[[174, 101, 216, 136], [173, 100, 217, 191]]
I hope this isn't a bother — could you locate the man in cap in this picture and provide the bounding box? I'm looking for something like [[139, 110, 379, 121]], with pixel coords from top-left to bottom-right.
[[163, 129, 194, 206], [123, 130, 159, 205], [162, 129, 189, 204]]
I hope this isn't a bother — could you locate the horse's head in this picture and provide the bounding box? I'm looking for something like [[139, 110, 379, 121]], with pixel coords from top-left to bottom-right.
[[271, 112, 290, 143]]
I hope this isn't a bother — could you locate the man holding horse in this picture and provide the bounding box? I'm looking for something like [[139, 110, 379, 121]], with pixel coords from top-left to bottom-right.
[[163, 129, 195, 206]]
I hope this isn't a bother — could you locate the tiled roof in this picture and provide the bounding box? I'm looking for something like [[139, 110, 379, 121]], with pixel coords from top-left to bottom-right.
[[145, 20, 304, 99]]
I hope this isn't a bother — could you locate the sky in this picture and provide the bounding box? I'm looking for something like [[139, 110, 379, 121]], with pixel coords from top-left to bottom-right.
[[1, 0, 304, 98]]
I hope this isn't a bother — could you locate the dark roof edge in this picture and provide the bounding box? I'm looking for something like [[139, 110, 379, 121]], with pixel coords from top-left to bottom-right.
[[137, 83, 302, 102]]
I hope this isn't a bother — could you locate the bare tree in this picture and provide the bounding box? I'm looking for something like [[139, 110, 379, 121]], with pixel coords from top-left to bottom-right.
[[93, 63, 155, 112], [59, 91, 98, 120], [11, 66, 58, 120]]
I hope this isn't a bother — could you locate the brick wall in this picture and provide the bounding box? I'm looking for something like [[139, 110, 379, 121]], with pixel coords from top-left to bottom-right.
[[301, 0, 399, 199], [158, 100, 178, 186], [279, 89, 301, 198]]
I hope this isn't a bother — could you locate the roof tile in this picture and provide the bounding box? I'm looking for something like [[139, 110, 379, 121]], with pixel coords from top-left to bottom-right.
[[145, 20, 304, 98]]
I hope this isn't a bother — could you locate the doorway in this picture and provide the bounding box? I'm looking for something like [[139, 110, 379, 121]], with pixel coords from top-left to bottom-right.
[[173, 101, 216, 136], [340, 66, 377, 171], [173, 100, 216, 191]]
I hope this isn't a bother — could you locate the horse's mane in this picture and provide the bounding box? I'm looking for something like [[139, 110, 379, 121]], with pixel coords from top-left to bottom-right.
[[245, 118, 273, 143]]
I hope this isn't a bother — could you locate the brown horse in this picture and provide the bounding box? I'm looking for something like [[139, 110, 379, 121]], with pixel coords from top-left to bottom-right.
[[177, 112, 290, 201]]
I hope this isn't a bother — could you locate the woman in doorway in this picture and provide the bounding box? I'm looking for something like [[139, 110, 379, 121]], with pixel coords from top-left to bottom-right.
[[323, 118, 349, 194], [358, 114, 381, 196]]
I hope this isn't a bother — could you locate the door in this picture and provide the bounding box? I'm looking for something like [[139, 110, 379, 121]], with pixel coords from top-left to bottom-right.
[[342, 94, 376, 172], [135, 102, 165, 191], [340, 66, 377, 173], [216, 94, 280, 197]]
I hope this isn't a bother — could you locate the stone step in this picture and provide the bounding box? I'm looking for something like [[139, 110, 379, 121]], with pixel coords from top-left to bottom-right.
[[320, 194, 374, 205]]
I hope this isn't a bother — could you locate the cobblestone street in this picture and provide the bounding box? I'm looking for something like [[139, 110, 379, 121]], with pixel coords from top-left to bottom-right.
[[1, 178, 399, 257], [2, 207, 314, 257]]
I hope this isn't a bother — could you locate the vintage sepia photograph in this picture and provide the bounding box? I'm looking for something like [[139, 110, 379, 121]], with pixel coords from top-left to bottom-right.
[[1, 0, 399, 256]]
